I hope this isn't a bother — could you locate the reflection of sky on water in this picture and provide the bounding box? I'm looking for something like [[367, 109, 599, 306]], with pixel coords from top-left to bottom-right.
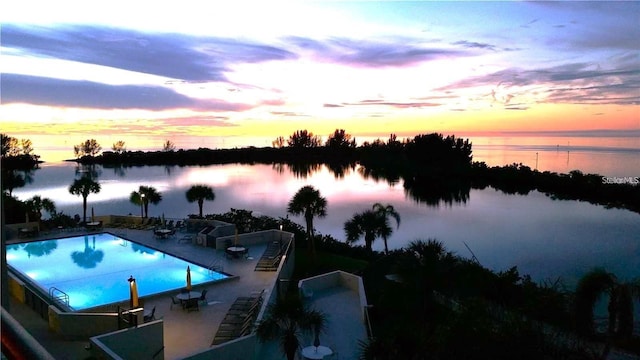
[[13, 157, 640, 287], [469, 135, 639, 177], [7, 234, 226, 310]]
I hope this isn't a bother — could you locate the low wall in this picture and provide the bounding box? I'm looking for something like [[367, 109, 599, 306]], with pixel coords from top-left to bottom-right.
[[106, 215, 145, 227], [298, 271, 369, 321], [183, 333, 257, 360], [90, 320, 164, 360], [8, 273, 26, 303], [48, 306, 137, 340], [215, 229, 291, 249], [5, 222, 41, 240]]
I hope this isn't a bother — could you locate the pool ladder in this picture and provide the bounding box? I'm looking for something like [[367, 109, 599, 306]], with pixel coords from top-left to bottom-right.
[[49, 287, 69, 308]]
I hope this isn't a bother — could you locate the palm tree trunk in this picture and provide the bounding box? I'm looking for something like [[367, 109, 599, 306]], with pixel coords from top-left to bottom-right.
[[365, 233, 374, 252], [306, 217, 316, 260], [82, 196, 88, 223], [383, 236, 389, 254], [198, 199, 204, 218]]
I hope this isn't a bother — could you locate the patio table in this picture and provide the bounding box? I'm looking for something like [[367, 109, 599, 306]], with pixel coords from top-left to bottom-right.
[[226, 246, 248, 258], [176, 291, 201, 302]]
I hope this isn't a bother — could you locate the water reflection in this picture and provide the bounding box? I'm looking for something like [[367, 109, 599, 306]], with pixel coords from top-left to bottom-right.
[[357, 164, 402, 186], [71, 235, 104, 269], [22, 240, 58, 258], [287, 162, 322, 178], [131, 242, 155, 255], [403, 175, 471, 207], [325, 161, 356, 179], [75, 163, 101, 180]]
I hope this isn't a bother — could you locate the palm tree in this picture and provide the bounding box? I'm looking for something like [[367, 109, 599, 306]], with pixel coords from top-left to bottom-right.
[[129, 190, 144, 218], [25, 195, 56, 222], [344, 209, 391, 252], [130, 185, 162, 218], [372, 203, 400, 254], [186, 185, 215, 218], [574, 268, 640, 339], [287, 185, 327, 258], [68, 177, 101, 224], [256, 295, 326, 360]]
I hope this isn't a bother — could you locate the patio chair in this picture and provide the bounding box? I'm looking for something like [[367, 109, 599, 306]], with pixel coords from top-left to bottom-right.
[[198, 289, 208, 305], [143, 306, 156, 322], [170, 296, 183, 310]]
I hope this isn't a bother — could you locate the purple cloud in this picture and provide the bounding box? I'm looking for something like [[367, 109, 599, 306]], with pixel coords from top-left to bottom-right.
[[286, 36, 465, 67], [1, 73, 252, 111], [2, 24, 296, 82]]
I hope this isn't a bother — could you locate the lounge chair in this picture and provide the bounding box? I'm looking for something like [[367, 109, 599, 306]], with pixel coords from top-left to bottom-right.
[[175, 220, 184, 230]]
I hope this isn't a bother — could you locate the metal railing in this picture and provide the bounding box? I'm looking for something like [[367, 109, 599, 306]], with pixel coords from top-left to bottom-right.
[[1, 306, 56, 360], [48, 287, 69, 308]]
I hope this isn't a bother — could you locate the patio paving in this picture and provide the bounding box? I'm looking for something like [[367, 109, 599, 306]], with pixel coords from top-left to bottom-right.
[[6, 226, 280, 360]]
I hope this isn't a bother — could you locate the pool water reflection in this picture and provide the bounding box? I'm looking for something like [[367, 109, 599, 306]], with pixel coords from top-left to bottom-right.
[[6, 233, 228, 310]]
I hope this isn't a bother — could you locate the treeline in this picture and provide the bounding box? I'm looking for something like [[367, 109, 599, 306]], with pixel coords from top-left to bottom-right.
[[472, 163, 640, 214], [1, 134, 41, 169]]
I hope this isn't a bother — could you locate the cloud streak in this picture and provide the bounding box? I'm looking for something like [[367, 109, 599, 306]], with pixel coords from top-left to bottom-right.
[[287, 36, 466, 67], [440, 61, 640, 105], [1, 73, 252, 111], [1, 24, 296, 82]]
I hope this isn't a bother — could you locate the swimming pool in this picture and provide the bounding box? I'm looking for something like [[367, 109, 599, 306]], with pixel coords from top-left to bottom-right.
[[6, 233, 229, 311]]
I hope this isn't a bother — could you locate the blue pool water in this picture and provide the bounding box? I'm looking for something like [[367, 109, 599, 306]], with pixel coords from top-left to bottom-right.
[[6, 233, 228, 310]]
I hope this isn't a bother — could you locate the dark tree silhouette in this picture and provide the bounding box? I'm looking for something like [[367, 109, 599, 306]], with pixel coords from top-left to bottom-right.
[[186, 185, 215, 218], [287, 130, 321, 148], [68, 177, 101, 223], [344, 209, 391, 252], [256, 295, 326, 360], [287, 185, 327, 259], [325, 129, 356, 149], [372, 203, 400, 254]]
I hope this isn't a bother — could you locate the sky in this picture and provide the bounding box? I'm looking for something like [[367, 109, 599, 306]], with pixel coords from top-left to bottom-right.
[[1, 1, 639, 157]]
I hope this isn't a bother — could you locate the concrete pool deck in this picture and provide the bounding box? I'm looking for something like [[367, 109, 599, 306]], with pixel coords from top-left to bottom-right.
[[6, 226, 281, 360]]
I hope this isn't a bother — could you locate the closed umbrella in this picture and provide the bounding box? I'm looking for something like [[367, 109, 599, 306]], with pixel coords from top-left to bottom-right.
[[234, 228, 239, 246], [91, 207, 95, 222], [186, 266, 192, 291], [128, 276, 139, 308]]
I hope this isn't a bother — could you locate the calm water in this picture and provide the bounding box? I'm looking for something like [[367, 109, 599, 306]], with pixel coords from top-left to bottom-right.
[[12, 153, 640, 288], [6, 233, 227, 310]]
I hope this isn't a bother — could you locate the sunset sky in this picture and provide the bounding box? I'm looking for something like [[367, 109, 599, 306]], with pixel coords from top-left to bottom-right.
[[2, 1, 639, 156]]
